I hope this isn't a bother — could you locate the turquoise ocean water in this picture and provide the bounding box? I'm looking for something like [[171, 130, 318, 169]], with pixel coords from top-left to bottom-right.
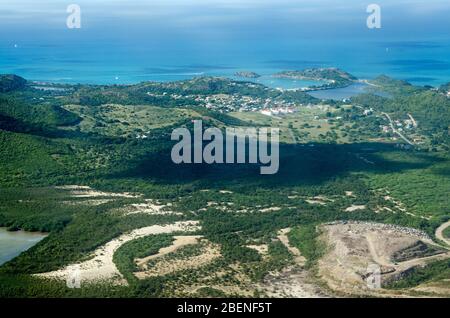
[[0, 1, 449, 88]]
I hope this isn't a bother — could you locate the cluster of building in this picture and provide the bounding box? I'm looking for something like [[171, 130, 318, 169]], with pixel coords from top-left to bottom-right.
[[135, 132, 150, 139], [146, 89, 302, 113], [399, 117, 417, 130], [146, 92, 168, 98], [202, 94, 261, 112], [202, 94, 300, 113], [363, 108, 374, 116], [260, 107, 297, 116], [381, 115, 418, 136]]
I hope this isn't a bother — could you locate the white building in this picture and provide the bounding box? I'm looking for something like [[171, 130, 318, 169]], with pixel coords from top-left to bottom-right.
[[260, 109, 272, 116]]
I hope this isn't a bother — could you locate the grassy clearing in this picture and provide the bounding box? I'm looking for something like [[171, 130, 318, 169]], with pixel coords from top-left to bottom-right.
[[63, 104, 195, 137], [230, 105, 354, 144]]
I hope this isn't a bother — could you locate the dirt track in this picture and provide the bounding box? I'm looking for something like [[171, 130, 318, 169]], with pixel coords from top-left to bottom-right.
[[436, 221, 450, 246], [135, 235, 202, 270], [277, 228, 306, 265], [258, 228, 327, 297], [36, 221, 199, 286]]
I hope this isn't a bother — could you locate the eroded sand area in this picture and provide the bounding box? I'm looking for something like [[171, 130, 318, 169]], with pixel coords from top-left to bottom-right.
[[36, 221, 199, 285], [134, 237, 221, 279]]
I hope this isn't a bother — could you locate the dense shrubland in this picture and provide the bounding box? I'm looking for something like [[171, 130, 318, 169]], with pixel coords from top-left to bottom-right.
[[0, 75, 449, 297]]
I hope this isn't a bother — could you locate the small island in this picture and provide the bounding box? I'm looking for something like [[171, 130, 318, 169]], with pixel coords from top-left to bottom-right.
[[234, 71, 261, 79], [273, 67, 357, 90]]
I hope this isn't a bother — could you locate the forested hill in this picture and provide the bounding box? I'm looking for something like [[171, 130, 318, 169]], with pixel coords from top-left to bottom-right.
[[49, 76, 320, 108], [0, 75, 27, 93], [369, 75, 426, 96], [0, 95, 80, 133], [273, 68, 357, 88], [351, 76, 450, 148], [0, 75, 80, 135]]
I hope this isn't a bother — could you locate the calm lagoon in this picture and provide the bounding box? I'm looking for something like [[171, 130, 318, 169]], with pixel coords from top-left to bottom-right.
[[0, 228, 47, 266]]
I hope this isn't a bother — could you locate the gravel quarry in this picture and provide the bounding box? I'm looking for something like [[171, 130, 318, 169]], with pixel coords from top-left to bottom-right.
[[317, 221, 450, 297]]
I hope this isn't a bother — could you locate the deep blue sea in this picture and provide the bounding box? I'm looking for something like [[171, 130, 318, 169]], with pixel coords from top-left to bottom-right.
[[1, 1, 449, 88]]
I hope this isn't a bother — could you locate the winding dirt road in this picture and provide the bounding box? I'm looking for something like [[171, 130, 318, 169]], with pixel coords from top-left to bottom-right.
[[436, 220, 450, 246], [36, 221, 200, 286], [365, 221, 450, 272], [382, 112, 414, 146]]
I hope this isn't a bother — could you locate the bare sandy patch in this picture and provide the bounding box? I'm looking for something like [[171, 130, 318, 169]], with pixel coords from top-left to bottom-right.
[[56, 185, 91, 190], [62, 199, 112, 206], [247, 244, 269, 256], [121, 199, 182, 216], [253, 228, 327, 298], [277, 228, 306, 265], [305, 199, 327, 206], [134, 239, 221, 278], [70, 190, 138, 198], [56, 185, 141, 199], [136, 235, 202, 269], [304, 195, 334, 206], [36, 221, 200, 286], [344, 205, 366, 212], [258, 267, 328, 298], [375, 206, 394, 213], [314, 195, 334, 202], [260, 207, 281, 213]]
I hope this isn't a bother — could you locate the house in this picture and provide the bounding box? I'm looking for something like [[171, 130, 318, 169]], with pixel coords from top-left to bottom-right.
[[363, 108, 373, 116], [260, 109, 272, 116]]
